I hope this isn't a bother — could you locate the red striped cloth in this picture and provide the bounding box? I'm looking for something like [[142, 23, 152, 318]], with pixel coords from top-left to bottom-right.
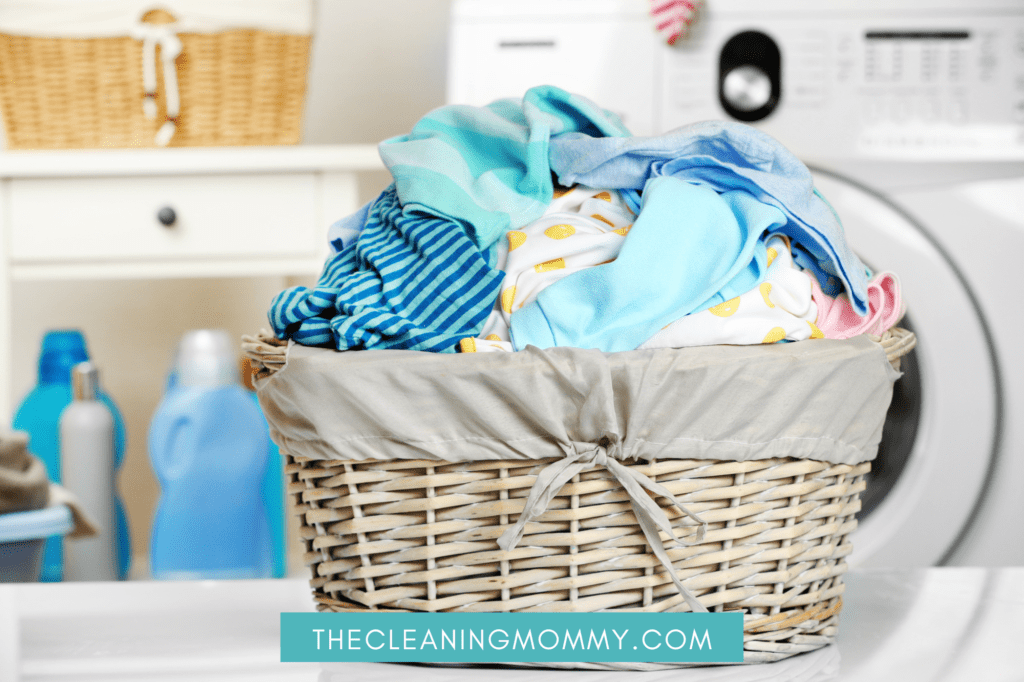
[[650, 0, 702, 45]]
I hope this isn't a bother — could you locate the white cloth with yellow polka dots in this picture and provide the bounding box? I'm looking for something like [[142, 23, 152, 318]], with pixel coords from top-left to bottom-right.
[[638, 234, 824, 350], [463, 186, 635, 353]]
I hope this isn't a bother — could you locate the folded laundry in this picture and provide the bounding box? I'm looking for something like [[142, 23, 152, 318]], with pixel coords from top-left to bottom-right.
[[474, 185, 635, 345], [378, 85, 630, 250], [268, 185, 503, 352], [812, 271, 904, 340], [547, 119, 872, 316], [510, 176, 776, 353], [639, 235, 823, 349]]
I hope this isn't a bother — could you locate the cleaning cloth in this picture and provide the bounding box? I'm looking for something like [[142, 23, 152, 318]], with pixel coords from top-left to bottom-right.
[[0, 431, 49, 514]]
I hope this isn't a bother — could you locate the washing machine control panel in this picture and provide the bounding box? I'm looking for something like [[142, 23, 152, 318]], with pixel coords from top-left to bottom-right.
[[660, 14, 1024, 160], [447, 1, 1024, 160]]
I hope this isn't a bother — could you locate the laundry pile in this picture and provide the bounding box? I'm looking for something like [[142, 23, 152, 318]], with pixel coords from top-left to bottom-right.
[[268, 86, 903, 354]]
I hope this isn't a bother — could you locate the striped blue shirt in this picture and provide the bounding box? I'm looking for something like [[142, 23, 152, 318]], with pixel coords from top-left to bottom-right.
[[268, 186, 502, 352]]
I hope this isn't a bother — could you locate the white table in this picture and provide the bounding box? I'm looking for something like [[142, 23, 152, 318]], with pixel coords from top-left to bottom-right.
[[0, 145, 384, 424], [2, 568, 1021, 681]]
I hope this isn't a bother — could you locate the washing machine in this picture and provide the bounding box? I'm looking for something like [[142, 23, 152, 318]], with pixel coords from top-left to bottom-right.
[[447, 0, 1024, 567]]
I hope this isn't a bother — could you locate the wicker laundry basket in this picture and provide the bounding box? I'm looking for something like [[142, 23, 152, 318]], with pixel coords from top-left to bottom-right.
[[0, 2, 311, 149], [243, 327, 916, 670]]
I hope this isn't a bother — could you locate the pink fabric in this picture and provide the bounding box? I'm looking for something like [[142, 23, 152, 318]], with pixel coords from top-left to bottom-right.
[[810, 271, 904, 339], [650, 0, 702, 45]]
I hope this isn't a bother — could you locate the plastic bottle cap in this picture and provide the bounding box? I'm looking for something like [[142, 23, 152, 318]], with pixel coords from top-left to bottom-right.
[[174, 330, 238, 387], [71, 362, 100, 401], [39, 330, 89, 384]]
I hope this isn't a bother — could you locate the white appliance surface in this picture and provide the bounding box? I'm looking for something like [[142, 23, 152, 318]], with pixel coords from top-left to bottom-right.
[[3, 572, 1023, 681], [448, 0, 1024, 567]]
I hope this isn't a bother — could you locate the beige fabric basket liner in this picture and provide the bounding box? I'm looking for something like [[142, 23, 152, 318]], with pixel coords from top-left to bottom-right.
[[254, 333, 902, 468]]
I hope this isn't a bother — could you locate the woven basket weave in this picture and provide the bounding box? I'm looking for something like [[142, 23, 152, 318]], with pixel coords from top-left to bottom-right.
[[243, 328, 916, 670], [0, 20, 310, 149]]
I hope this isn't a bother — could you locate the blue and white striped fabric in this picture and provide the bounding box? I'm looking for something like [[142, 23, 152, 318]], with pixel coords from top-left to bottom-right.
[[268, 186, 503, 352]]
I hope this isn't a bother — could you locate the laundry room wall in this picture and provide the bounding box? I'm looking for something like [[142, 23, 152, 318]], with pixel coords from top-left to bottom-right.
[[303, 0, 454, 145], [4, 0, 456, 574]]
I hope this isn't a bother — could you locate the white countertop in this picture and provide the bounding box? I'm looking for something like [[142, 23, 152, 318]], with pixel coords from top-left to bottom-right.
[[2, 568, 1021, 682]]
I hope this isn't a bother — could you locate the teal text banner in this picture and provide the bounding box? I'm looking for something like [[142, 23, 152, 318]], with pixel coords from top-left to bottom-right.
[[281, 612, 743, 664]]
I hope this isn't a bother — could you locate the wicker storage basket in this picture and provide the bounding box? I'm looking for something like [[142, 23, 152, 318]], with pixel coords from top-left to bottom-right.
[[243, 327, 916, 670], [0, 2, 311, 149]]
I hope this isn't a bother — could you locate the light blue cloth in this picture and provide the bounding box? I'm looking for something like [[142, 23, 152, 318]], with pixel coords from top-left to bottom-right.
[[510, 176, 778, 353], [548, 120, 871, 315], [268, 185, 502, 353], [326, 199, 372, 253], [379, 85, 631, 249]]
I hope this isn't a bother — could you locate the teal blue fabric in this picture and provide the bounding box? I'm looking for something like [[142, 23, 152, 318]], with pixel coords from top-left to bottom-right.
[[510, 177, 780, 353], [378, 85, 631, 249]]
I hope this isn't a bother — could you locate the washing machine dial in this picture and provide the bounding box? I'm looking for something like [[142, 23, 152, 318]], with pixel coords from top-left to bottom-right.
[[719, 31, 782, 122], [722, 64, 773, 112]]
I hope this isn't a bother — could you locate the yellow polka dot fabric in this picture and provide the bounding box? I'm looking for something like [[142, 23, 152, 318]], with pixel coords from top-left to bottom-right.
[[638, 234, 821, 351], [708, 297, 740, 317], [472, 186, 636, 350], [535, 258, 566, 273], [501, 286, 517, 314], [544, 224, 576, 240]]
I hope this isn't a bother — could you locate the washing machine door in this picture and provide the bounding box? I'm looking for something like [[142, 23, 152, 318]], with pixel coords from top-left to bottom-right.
[[810, 168, 1000, 567]]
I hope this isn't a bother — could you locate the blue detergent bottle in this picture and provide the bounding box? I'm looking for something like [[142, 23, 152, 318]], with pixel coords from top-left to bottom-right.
[[241, 358, 287, 579], [12, 330, 131, 582], [148, 330, 273, 580]]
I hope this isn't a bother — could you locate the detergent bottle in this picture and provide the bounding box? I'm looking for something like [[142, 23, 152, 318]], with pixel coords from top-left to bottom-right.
[[12, 330, 131, 581], [148, 330, 273, 580], [241, 357, 287, 579]]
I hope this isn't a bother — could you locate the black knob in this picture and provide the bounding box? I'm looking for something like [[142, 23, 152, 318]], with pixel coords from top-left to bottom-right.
[[157, 206, 177, 227], [719, 31, 782, 122]]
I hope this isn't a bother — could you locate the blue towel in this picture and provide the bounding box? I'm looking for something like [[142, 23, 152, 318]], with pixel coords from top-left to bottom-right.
[[268, 186, 502, 352], [510, 177, 776, 352], [548, 120, 871, 315], [379, 85, 631, 249]]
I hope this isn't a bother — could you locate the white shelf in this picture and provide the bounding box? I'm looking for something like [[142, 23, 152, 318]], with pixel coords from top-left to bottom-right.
[[0, 144, 384, 178]]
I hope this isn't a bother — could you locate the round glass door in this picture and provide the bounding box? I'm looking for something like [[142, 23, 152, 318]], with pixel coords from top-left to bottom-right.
[[811, 168, 1000, 567]]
